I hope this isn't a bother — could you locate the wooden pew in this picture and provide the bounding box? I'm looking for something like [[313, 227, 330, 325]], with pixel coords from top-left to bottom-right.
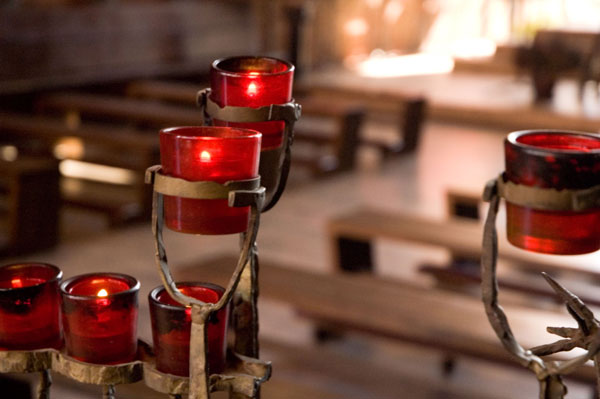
[[297, 84, 427, 157], [0, 112, 159, 225], [181, 254, 597, 386], [0, 156, 60, 256], [326, 207, 600, 282], [293, 97, 365, 175], [35, 92, 205, 129], [303, 80, 600, 135]]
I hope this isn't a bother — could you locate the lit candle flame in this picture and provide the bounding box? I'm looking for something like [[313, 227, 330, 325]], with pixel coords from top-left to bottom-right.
[[200, 150, 211, 162], [247, 82, 258, 96], [249, 72, 260, 76], [11, 278, 23, 288], [97, 289, 108, 297]]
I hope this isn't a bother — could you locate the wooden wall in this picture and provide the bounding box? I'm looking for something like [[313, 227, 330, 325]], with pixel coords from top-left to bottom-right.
[[0, 0, 259, 94]]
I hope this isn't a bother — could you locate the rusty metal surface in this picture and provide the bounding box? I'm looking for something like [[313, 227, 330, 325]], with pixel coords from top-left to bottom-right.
[[0, 347, 52, 373], [145, 167, 261, 200], [496, 174, 600, 212], [481, 178, 600, 399], [51, 351, 144, 385]]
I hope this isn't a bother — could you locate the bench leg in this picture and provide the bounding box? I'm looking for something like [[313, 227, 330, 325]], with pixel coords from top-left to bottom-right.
[[441, 355, 456, 377], [4, 164, 60, 256], [336, 237, 373, 273], [314, 324, 345, 343], [397, 98, 426, 155], [335, 111, 364, 172]]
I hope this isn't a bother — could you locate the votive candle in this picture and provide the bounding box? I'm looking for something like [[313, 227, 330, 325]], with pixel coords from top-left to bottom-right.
[[60, 273, 139, 364], [149, 282, 229, 376]]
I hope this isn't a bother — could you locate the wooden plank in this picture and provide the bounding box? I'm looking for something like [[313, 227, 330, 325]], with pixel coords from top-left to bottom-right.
[[36, 92, 205, 128], [327, 208, 600, 280], [126, 80, 202, 105], [303, 77, 600, 133], [0, 112, 157, 153], [419, 263, 600, 307], [180, 255, 596, 384], [0, 1, 258, 94]]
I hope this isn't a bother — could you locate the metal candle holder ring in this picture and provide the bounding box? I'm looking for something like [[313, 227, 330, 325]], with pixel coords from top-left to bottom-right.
[[0, 342, 149, 399], [481, 176, 600, 399], [197, 88, 301, 212], [145, 165, 268, 399]]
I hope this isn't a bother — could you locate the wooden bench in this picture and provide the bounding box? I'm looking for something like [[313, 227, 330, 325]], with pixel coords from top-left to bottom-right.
[[0, 156, 60, 256], [297, 84, 427, 156], [35, 92, 205, 130], [181, 254, 597, 386], [302, 79, 600, 134], [0, 112, 159, 225], [326, 207, 600, 282]]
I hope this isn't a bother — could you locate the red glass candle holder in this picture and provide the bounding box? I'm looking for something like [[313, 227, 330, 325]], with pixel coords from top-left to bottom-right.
[[210, 56, 294, 151], [60, 273, 139, 364], [160, 126, 261, 235], [0, 263, 62, 350], [149, 282, 229, 377], [504, 130, 600, 254]]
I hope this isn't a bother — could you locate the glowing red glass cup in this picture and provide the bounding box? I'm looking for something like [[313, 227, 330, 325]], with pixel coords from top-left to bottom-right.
[[0, 263, 62, 350], [149, 282, 229, 377], [210, 56, 294, 152], [505, 130, 600, 254], [60, 273, 139, 364], [160, 126, 261, 235]]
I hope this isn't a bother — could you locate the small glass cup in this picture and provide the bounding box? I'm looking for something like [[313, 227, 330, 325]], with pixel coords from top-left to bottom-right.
[[60, 273, 140, 364], [149, 282, 229, 377], [160, 126, 261, 235], [210, 56, 294, 151], [0, 263, 62, 350], [504, 130, 600, 254]]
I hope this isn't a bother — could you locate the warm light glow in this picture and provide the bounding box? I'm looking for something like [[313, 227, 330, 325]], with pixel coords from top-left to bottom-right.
[[200, 150, 211, 162], [59, 160, 136, 185], [97, 289, 108, 297], [249, 72, 260, 76], [54, 137, 84, 160], [11, 278, 23, 288], [365, 0, 383, 8], [246, 82, 258, 97], [344, 18, 369, 37], [452, 38, 497, 59], [355, 52, 454, 78], [384, 0, 404, 22], [0, 145, 18, 162]]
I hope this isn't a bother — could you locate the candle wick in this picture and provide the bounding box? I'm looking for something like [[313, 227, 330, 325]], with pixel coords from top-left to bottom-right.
[[247, 82, 258, 96], [200, 151, 211, 162]]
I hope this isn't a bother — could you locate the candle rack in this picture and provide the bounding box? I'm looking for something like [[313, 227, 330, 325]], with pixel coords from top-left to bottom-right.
[[481, 174, 600, 398], [197, 88, 301, 212], [0, 90, 300, 399]]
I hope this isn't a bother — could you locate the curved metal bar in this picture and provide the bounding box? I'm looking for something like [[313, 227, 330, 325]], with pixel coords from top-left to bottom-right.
[[102, 385, 115, 399], [262, 121, 293, 212], [37, 369, 51, 399], [481, 180, 544, 370], [481, 178, 600, 399], [151, 186, 265, 312], [152, 191, 209, 309]]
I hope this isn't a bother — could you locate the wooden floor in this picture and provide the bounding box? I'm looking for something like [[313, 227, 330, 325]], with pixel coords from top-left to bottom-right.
[[3, 72, 600, 398]]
